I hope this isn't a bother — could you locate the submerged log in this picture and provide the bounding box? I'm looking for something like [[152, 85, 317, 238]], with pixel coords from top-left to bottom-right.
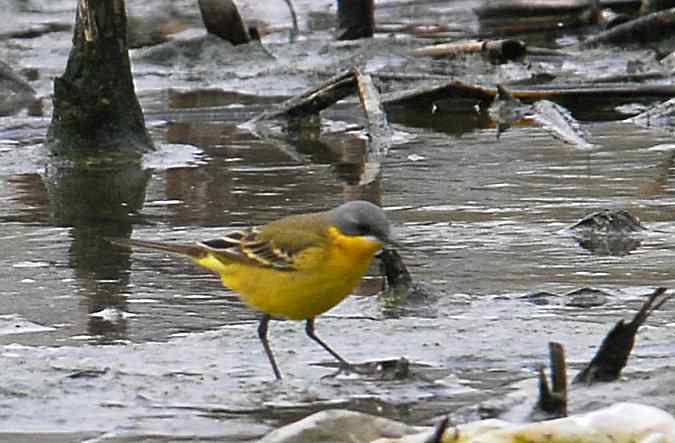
[[574, 287, 670, 384], [383, 79, 675, 111], [474, 0, 595, 18], [581, 7, 675, 47], [337, 0, 375, 40], [47, 0, 153, 156]]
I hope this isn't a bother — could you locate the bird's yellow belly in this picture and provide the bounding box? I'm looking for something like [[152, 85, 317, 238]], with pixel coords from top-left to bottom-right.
[[193, 231, 382, 320], [224, 264, 365, 320]]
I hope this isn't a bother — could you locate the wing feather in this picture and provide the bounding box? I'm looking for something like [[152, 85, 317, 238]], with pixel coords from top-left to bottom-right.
[[197, 227, 297, 270]]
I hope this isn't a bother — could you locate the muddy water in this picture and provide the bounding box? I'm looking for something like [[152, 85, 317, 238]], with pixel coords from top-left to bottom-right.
[[2, 0, 675, 441]]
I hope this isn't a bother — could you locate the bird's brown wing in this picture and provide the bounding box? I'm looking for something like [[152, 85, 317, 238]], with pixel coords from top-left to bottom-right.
[[199, 227, 303, 270]]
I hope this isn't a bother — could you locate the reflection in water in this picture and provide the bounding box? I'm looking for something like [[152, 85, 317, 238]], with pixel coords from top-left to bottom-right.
[[575, 236, 642, 256], [43, 161, 150, 342], [296, 132, 384, 204], [641, 149, 675, 197], [3, 173, 50, 222]]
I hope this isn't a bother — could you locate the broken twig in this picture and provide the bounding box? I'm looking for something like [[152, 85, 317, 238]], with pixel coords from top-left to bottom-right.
[[574, 287, 671, 384], [411, 39, 527, 64], [535, 342, 568, 419]]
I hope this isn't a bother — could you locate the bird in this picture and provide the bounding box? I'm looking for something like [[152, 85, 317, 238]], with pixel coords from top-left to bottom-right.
[[109, 200, 394, 379]]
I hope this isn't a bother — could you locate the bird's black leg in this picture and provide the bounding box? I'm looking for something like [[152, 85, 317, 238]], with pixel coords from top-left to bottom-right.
[[258, 314, 282, 380], [305, 318, 355, 372]]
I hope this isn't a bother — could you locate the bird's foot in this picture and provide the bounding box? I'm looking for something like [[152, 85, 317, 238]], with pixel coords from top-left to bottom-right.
[[320, 362, 364, 379]]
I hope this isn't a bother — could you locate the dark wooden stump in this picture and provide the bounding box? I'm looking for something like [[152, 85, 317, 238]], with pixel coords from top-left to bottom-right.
[[198, 0, 250, 45], [47, 0, 153, 157], [337, 0, 374, 40]]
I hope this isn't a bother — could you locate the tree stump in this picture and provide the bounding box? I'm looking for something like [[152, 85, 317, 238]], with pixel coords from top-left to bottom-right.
[[337, 0, 374, 40], [47, 0, 153, 156]]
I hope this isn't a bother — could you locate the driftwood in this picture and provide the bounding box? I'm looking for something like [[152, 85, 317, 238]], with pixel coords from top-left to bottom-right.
[[574, 287, 670, 384], [411, 39, 527, 64], [589, 71, 670, 83], [532, 100, 593, 148], [47, 0, 153, 156], [246, 70, 357, 123], [581, 7, 675, 47], [474, 0, 599, 35], [382, 80, 495, 108], [355, 69, 391, 158], [383, 79, 675, 110]]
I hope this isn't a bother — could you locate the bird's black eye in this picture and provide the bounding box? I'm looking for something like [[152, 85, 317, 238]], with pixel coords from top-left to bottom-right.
[[357, 224, 370, 235]]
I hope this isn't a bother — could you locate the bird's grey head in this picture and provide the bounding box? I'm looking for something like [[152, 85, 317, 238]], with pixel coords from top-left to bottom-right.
[[328, 200, 391, 243]]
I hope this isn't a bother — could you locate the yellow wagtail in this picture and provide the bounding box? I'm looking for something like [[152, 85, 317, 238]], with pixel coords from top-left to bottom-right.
[[110, 200, 393, 379]]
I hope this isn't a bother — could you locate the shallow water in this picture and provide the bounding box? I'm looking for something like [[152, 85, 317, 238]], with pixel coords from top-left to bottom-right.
[[2, 0, 675, 440]]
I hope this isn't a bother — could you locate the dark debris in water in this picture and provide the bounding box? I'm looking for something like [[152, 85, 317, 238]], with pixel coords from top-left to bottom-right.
[[565, 209, 646, 236], [521, 287, 609, 308], [561, 209, 646, 255]]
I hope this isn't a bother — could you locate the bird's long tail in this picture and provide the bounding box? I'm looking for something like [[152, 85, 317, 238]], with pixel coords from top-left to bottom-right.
[[107, 238, 207, 258]]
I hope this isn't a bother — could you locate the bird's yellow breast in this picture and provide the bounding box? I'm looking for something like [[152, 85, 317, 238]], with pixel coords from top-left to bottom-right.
[[193, 226, 383, 320]]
